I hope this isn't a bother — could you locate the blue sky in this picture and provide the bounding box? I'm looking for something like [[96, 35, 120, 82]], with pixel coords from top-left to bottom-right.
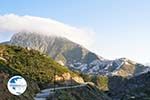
[[0, 0, 150, 63]]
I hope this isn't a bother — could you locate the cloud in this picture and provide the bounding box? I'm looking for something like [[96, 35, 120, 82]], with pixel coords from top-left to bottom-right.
[[0, 14, 95, 49]]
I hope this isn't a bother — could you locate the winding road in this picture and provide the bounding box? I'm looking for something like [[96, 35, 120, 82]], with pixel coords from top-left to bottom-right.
[[34, 83, 88, 100]]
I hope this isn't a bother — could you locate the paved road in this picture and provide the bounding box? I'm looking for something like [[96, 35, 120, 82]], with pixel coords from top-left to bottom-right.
[[34, 83, 88, 100]]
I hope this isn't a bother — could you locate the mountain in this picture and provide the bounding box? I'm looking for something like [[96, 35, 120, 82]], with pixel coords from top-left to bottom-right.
[[8, 32, 149, 77]]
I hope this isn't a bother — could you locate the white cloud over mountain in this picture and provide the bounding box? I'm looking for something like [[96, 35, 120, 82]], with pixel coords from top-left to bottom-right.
[[0, 14, 95, 49]]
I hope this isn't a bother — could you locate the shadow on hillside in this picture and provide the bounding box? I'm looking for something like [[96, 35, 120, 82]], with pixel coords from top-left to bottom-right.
[[107, 72, 150, 100]]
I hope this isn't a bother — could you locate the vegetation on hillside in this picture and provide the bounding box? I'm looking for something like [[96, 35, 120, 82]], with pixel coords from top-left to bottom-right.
[[0, 45, 79, 100], [0, 45, 77, 85], [0, 60, 40, 100]]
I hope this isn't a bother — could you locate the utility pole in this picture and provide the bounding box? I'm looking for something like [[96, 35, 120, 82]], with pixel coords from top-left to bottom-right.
[[71, 76, 73, 92], [54, 68, 56, 92], [53, 68, 56, 100]]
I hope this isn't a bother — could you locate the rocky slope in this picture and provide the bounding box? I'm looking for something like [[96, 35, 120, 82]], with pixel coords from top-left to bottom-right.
[[8, 32, 149, 77]]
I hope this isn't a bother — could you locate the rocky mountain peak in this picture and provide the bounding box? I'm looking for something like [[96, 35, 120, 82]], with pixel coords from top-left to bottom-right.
[[7, 32, 149, 77]]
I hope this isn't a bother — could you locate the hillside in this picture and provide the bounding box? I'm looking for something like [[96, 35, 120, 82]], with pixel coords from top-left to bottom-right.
[[0, 63, 40, 100], [0, 45, 84, 100], [0, 45, 83, 84], [107, 72, 150, 100], [81, 72, 150, 100]]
